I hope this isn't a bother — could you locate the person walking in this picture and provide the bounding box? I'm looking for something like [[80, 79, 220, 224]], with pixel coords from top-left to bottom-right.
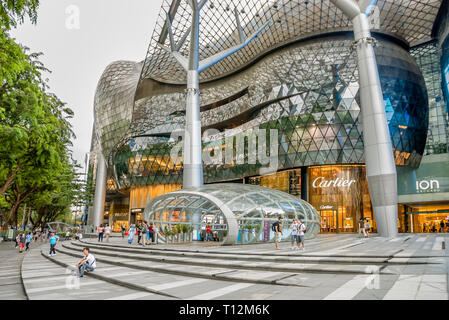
[[121, 225, 126, 238], [76, 247, 96, 278], [358, 219, 366, 238], [137, 222, 142, 245], [149, 223, 155, 244], [25, 232, 33, 251], [17, 233, 26, 253], [127, 224, 135, 245], [49, 232, 59, 256], [13, 232, 19, 248], [297, 219, 307, 251], [273, 217, 283, 250], [290, 219, 299, 250], [105, 224, 111, 242], [365, 220, 370, 238], [205, 222, 212, 242], [141, 222, 148, 247], [440, 220, 445, 233], [98, 225, 104, 242]]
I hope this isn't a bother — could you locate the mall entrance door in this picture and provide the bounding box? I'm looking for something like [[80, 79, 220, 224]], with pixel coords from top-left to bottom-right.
[[319, 209, 357, 233], [320, 210, 337, 233]]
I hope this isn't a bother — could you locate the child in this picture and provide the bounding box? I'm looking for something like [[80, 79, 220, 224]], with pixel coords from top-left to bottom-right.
[[48, 232, 59, 256]]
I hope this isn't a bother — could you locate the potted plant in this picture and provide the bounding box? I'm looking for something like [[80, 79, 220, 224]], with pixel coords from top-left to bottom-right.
[[173, 225, 180, 242], [188, 225, 194, 241], [165, 230, 172, 243], [180, 224, 188, 242]]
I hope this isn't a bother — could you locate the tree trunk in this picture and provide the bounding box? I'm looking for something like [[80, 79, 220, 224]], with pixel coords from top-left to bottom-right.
[[4, 185, 37, 227], [0, 166, 19, 196]]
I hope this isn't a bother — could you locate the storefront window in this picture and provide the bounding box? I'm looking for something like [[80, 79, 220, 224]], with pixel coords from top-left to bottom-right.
[[398, 203, 449, 233], [308, 165, 376, 233], [248, 169, 301, 195]]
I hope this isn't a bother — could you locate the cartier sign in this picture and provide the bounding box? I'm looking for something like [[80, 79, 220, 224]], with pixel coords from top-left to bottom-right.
[[312, 177, 356, 188]]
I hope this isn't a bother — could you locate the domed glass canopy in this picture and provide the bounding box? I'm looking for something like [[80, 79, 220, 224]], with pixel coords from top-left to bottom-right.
[[144, 183, 320, 245]]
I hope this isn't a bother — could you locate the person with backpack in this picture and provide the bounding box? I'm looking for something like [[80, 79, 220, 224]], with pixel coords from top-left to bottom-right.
[[272, 217, 283, 250], [297, 219, 306, 251]]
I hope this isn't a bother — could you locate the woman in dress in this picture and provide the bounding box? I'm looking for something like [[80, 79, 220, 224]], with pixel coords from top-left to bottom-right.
[[127, 224, 136, 245]]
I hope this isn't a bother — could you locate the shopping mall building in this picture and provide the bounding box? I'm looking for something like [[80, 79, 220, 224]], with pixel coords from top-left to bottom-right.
[[85, 0, 449, 238]]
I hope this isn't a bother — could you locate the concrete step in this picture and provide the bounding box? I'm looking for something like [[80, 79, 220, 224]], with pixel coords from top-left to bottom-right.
[[56, 243, 313, 285], [21, 247, 169, 300], [72, 240, 434, 266], [61, 241, 396, 276]]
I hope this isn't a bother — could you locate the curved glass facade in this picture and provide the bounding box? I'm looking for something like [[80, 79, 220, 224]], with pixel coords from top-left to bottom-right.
[[144, 184, 320, 245], [112, 35, 428, 189]]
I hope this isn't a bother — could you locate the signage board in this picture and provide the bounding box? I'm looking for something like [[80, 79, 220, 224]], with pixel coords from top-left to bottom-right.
[[312, 177, 356, 188]]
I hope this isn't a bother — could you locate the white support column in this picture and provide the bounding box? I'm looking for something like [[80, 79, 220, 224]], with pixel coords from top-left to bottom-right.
[[160, 0, 270, 189], [92, 152, 107, 228], [331, 0, 398, 238]]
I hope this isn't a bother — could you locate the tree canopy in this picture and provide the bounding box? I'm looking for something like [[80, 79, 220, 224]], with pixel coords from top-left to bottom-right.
[[0, 0, 84, 229], [0, 0, 39, 31]]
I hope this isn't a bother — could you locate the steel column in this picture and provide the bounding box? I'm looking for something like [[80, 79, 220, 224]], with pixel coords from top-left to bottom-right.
[[330, 0, 398, 238], [92, 152, 107, 228]]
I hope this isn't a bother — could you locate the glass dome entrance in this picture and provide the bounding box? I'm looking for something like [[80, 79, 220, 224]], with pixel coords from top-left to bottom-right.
[[144, 183, 320, 245]]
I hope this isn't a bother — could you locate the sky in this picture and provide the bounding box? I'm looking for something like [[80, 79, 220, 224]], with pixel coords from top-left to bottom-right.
[[11, 0, 164, 171]]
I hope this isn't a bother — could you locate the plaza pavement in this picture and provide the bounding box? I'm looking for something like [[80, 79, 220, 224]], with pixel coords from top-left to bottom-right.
[[2, 233, 449, 300], [0, 242, 28, 300]]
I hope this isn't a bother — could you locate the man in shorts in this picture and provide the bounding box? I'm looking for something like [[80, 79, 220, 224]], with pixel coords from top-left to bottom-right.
[[273, 217, 283, 250], [297, 219, 306, 251], [290, 219, 299, 250]]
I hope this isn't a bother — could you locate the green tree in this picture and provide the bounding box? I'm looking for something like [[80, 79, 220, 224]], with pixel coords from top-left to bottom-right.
[[0, 0, 39, 31]]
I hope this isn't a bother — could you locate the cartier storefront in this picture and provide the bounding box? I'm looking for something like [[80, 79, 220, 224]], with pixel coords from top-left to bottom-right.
[[308, 165, 376, 233]]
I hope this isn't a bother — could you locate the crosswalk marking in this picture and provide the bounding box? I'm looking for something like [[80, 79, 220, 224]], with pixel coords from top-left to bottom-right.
[[106, 292, 154, 300], [324, 275, 372, 300], [432, 237, 444, 250], [189, 283, 254, 300], [150, 278, 207, 291], [27, 280, 103, 293], [383, 275, 422, 300]]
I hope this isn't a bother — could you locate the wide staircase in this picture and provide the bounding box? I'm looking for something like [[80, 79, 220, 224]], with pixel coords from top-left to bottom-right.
[[20, 234, 449, 300]]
